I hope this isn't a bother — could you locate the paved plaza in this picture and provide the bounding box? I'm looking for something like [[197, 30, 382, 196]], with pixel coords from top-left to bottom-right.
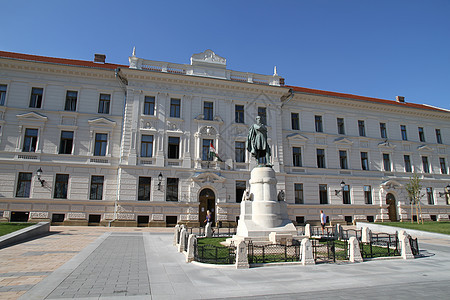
[[0, 226, 449, 299]]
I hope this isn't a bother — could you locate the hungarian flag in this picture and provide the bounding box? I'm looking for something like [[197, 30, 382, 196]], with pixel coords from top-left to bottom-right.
[[209, 142, 223, 161]]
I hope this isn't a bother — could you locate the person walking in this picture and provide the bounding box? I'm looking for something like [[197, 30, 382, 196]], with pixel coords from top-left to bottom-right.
[[320, 210, 327, 235]]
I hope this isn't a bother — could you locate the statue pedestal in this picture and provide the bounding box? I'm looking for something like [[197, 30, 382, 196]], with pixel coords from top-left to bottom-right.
[[229, 167, 297, 245]]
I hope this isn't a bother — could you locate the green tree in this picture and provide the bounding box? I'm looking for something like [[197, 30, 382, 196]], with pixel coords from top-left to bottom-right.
[[405, 173, 424, 224]]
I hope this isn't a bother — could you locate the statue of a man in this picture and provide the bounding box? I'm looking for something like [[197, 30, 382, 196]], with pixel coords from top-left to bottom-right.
[[246, 116, 271, 166]]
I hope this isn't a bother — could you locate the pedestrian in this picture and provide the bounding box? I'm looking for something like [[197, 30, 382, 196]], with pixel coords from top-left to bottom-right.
[[205, 210, 212, 224], [320, 210, 327, 235]]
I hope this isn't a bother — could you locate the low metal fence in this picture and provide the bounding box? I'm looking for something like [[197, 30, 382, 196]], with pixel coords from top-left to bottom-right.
[[360, 233, 399, 258], [312, 238, 348, 263], [247, 241, 301, 264], [194, 241, 236, 264], [311, 226, 336, 238], [341, 229, 362, 241], [186, 226, 237, 237], [409, 236, 420, 256]]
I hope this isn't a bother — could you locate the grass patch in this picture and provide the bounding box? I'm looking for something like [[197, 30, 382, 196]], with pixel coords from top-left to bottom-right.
[[196, 237, 234, 264], [197, 237, 227, 247], [0, 223, 34, 236], [380, 222, 450, 235]]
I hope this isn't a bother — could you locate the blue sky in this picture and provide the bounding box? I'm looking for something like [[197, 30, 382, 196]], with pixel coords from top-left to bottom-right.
[[2, 0, 449, 109]]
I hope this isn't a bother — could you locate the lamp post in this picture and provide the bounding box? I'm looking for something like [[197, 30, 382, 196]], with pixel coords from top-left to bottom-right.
[[36, 168, 45, 186], [335, 181, 345, 195]]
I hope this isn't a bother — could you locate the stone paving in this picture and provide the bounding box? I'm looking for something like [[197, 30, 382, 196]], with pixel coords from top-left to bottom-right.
[[0, 226, 449, 299]]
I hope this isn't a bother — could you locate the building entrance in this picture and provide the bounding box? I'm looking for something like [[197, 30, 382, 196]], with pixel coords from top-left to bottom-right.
[[199, 188, 215, 226], [386, 193, 397, 222]]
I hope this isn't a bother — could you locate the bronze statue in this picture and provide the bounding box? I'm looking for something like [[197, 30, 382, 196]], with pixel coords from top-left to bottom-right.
[[246, 116, 271, 166]]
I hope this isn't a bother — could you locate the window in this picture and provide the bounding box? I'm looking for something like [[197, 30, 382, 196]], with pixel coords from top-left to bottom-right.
[[168, 137, 180, 159], [291, 113, 300, 130], [436, 129, 442, 144], [404, 155, 412, 172], [360, 152, 369, 170], [170, 98, 181, 118], [317, 149, 325, 168], [98, 94, 110, 114], [138, 177, 151, 201], [94, 133, 107, 156], [343, 185, 351, 204], [202, 139, 213, 161], [23, 128, 38, 152], [54, 174, 69, 199], [235, 105, 244, 123], [143, 96, 155, 115], [16, 172, 32, 198], [315, 115, 323, 132], [440, 158, 447, 174], [166, 178, 179, 201], [293, 147, 302, 167], [294, 183, 304, 204], [235, 141, 245, 163], [422, 156, 430, 173], [383, 153, 391, 171], [364, 186, 372, 204], [358, 120, 366, 137], [337, 118, 345, 135], [319, 184, 328, 204], [141, 135, 153, 157], [426, 187, 434, 205], [0, 84, 6, 106], [64, 91, 77, 111], [339, 150, 348, 169], [380, 122, 387, 139], [401, 125, 407, 141], [29, 87, 43, 108], [236, 181, 246, 203], [418, 127, 425, 142], [258, 107, 267, 125], [90, 176, 104, 200], [204, 101, 213, 120], [59, 131, 74, 154]]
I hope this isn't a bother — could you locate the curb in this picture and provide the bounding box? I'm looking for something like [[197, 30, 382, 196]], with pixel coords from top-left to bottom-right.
[[0, 222, 50, 249]]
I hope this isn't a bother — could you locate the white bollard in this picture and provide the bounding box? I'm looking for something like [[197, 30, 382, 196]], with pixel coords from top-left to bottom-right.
[[178, 228, 187, 253], [236, 240, 249, 269], [173, 224, 180, 246], [186, 234, 196, 263], [349, 237, 363, 263], [301, 238, 315, 265], [400, 234, 415, 260], [305, 224, 311, 238], [362, 227, 371, 244]]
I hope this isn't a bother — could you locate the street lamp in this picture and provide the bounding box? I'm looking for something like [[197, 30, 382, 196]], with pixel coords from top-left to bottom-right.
[[157, 172, 163, 191], [36, 168, 45, 187], [335, 181, 346, 195], [438, 184, 450, 197]]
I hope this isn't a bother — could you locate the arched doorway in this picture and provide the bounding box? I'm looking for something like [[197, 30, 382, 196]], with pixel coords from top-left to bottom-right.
[[199, 188, 215, 226], [386, 193, 397, 222]]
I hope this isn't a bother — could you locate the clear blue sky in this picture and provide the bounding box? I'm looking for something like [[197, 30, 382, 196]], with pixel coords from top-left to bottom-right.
[[2, 0, 449, 110]]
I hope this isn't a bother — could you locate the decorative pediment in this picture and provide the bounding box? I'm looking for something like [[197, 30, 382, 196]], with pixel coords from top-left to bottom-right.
[[287, 133, 308, 144], [378, 140, 396, 149], [198, 125, 218, 136], [17, 112, 48, 123], [191, 49, 226, 67], [194, 114, 224, 123], [334, 137, 353, 145], [417, 145, 434, 152], [191, 172, 226, 184], [88, 117, 116, 128], [380, 180, 403, 190]]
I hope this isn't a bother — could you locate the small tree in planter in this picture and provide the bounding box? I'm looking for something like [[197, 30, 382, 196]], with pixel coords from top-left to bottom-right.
[[405, 173, 424, 224]]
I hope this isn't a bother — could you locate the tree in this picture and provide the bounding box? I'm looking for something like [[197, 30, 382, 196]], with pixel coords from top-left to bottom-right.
[[405, 173, 424, 224]]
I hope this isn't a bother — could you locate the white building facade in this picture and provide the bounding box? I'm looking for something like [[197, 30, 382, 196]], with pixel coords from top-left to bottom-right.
[[0, 49, 449, 226]]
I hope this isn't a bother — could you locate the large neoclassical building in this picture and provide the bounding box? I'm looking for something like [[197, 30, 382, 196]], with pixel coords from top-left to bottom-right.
[[0, 49, 449, 226]]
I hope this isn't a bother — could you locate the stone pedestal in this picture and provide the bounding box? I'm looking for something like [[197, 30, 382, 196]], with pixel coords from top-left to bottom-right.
[[232, 167, 297, 243]]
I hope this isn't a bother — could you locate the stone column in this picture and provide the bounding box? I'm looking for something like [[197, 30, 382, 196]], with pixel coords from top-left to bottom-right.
[[235, 240, 249, 269], [301, 238, 315, 265], [348, 237, 363, 263], [178, 228, 187, 252], [305, 224, 311, 238], [362, 227, 371, 243], [186, 234, 196, 263]]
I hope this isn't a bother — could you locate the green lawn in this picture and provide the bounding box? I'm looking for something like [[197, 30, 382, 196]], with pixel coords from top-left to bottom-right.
[[197, 237, 227, 247], [380, 222, 450, 235], [0, 223, 34, 236]]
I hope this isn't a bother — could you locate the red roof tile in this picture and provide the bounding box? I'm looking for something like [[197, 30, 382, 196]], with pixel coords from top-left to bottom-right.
[[286, 85, 448, 113], [0, 51, 126, 70]]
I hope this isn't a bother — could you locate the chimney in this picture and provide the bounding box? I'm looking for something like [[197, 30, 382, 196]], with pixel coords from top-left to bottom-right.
[[94, 54, 106, 63], [396, 96, 405, 103]]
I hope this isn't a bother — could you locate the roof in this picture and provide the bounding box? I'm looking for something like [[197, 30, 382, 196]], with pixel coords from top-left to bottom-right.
[[286, 85, 449, 113], [0, 50, 126, 70], [0, 50, 447, 114]]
